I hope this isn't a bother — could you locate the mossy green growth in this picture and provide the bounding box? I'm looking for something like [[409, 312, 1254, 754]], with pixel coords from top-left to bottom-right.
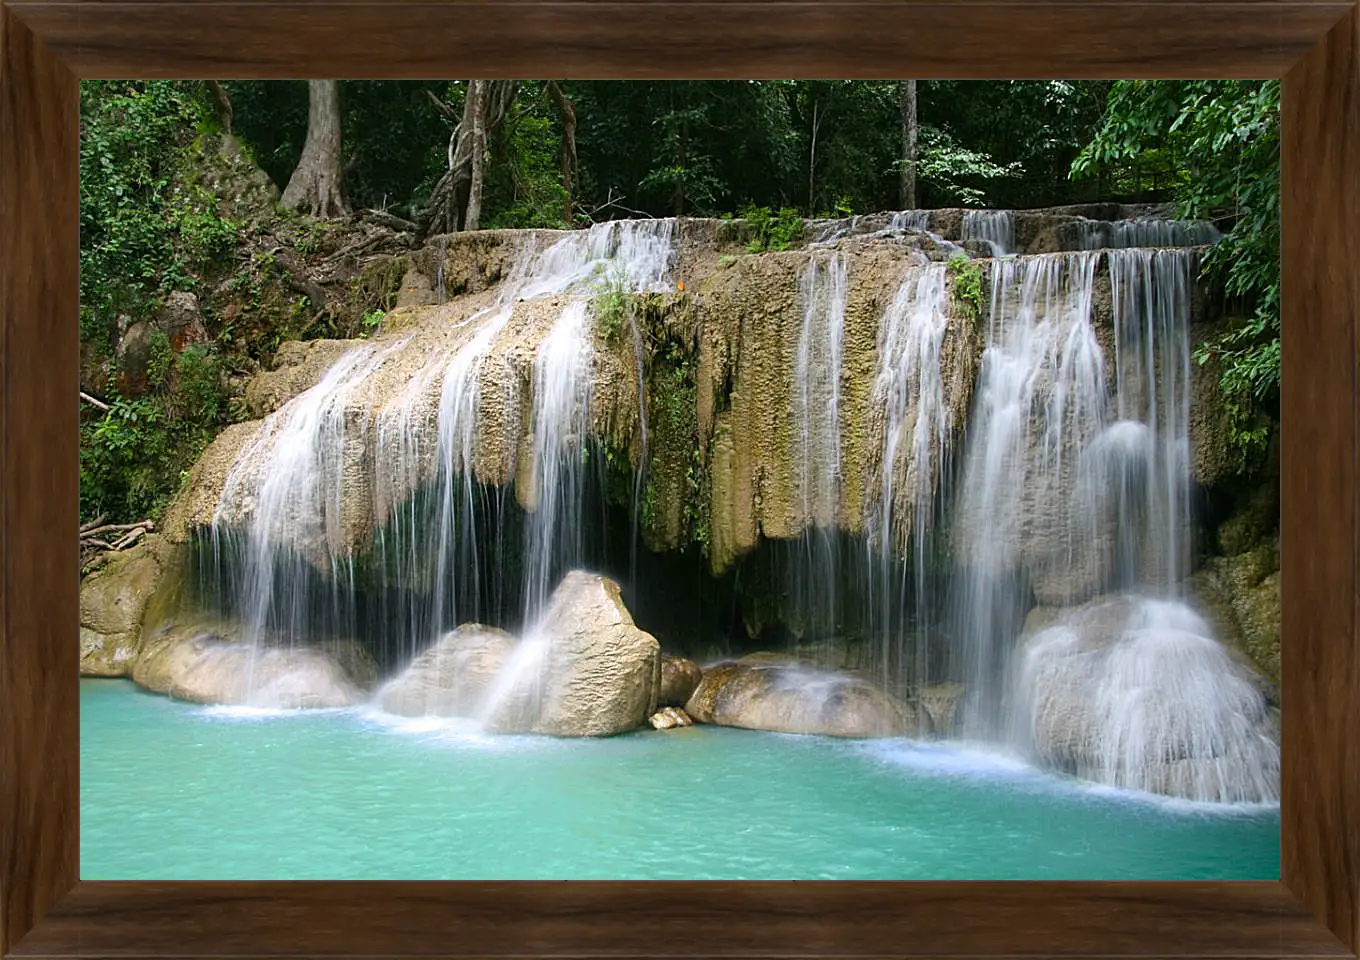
[[946, 253, 985, 323], [591, 268, 633, 344], [740, 205, 804, 253], [639, 336, 709, 554]]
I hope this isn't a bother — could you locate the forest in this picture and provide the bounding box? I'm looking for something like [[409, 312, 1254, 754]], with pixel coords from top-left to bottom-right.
[[77, 79, 1280, 532]]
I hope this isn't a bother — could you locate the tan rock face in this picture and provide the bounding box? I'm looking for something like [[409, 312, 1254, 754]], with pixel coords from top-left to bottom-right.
[[132, 621, 378, 708], [917, 682, 966, 738], [658, 655, 703, 707], [245, 339, 366, 418], [80, 543, 162, 637], [684, 660, 917, 738], [376, 623, 517, 718], [78, 538, 183, 677]]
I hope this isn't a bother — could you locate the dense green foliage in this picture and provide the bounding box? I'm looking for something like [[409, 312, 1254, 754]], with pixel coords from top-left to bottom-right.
[[1074, 80, 1280, 466], [80, 82, 236, 522], [80, 82, 237, 348]]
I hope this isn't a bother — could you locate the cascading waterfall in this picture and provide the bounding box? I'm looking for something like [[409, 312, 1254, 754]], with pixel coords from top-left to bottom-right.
[[1101, 247, 1195, 590], [523, 299, 595, 619], [865, 262, 952, 694], [1075, 218, 1220, 251], [209, 219, 676, 698], [978, 245, 1280, 803], [791, 251, 848, 643], [212, 339, 407, 702], [962, 210, 1015, 257], [948, 252, 1104, 735]]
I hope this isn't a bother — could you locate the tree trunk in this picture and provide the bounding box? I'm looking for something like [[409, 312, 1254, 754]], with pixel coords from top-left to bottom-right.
[[547, 81, 578, 224], [465, 80, 488, 232], [281, 80, 350, 219], [206, 81, 233, 136], [899, 80, 918, 209], [808, 98, 821, 213], [419, 80, 520, 240]]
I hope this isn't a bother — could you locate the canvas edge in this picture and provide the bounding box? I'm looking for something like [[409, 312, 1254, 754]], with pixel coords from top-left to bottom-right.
[[1280, 4, 1360, 954], [1, 0, 1356, 956], [0, 2, 81, 956], [0, 1, 1351, 80]]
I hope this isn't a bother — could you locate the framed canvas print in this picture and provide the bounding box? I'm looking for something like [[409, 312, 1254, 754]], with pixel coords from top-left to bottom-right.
[[3, 1, 1359, 957]]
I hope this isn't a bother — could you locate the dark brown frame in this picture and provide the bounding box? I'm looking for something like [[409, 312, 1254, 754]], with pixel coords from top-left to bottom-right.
[[2, 2, 1357, 956]]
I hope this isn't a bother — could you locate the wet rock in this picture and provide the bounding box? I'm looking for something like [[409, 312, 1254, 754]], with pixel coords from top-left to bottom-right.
[[482, 571, 661, 737], [658, 655, 703, 707], [1013, 594, 1279, 803], [685, 660, 918, 738], [245, 338, 367, 418], [132, 621, 378, 708], [395, 267, 438, 308], [648, 706, 694, 730], [1186, 542, 1281, 689], [79, 537, 174, 677], [917, 682, 966, 738], [80, 627, 140, 678], [376, 623, 518, 718]]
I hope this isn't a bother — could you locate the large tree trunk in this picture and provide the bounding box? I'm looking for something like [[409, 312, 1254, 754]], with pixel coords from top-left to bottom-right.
[[282, 80, 350, 219], [419, 80, 520, 239], [206, 81, 233, 136], [899, 80, 918, 209], [465, 80, 488, 232], [547, 81, 578, 224]]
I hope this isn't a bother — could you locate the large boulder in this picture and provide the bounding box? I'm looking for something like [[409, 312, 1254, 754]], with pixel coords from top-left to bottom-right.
[[1013, 594, 1279, 803], [685, 660, 918, 738], [79, 536, 180, 677], [482, 571, 662, 737], [658, 655, 703, 707], [375, 623, 518, 717], [132, 621, 378, 709]]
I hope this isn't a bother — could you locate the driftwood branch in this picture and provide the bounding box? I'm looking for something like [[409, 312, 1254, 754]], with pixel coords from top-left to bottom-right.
[[81, 519, 154, 541], [80, 391, 110, 412], [112, 527, 148, 551], [358, 208, 419, 233], [79, 514, 108, 535]]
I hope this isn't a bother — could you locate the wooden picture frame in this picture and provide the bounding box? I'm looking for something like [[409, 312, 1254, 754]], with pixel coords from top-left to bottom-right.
[[2, 1, 1357, 955]]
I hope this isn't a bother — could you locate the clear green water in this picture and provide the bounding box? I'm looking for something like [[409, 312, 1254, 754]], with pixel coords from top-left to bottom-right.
[[81, 679, 1280, 880]]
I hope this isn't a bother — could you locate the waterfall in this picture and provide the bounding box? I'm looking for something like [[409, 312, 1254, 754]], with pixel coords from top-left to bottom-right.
[[1014, 596, 1280, 803], [791, 251, 849, 642], [1076, 218, 1220, 250], [212, 338, 406, 702], [188, 208, 1276, 802], [889, 210, 931, 232], [949, 252, 1104, 734], [1103, 247, 1195, 590], [962, 210, 1015, 257], [210, 218, 676, 680], [865, 263, 951, 693], [523, 300, 594, 619]]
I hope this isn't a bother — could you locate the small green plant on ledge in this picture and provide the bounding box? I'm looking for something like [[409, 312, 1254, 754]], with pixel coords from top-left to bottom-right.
[[947, 253, 985, 323], [362, 309, 386, 334], [741, 205, 804, 253], [592, 268, 632, 344]]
